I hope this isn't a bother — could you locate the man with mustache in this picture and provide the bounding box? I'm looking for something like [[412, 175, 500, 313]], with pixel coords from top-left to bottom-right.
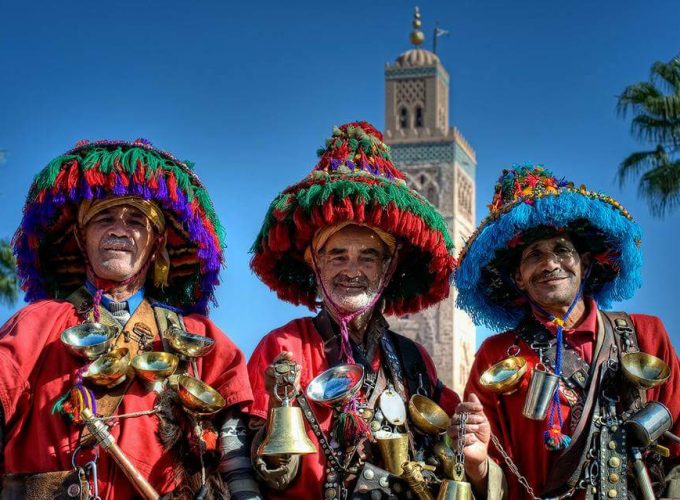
[[0, 140, 260, 499], [453, 166, 680, 499], [247, 122, 502, 499]]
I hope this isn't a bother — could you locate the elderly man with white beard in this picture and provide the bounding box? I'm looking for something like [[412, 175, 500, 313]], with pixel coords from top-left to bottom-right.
[[246, 122, 502, 500]]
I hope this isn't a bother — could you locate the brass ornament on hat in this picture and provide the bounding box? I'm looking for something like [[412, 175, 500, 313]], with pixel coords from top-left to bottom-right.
[[175, 374, 226, 415], [131, 351, 179, 383], [82, 347, 131, 387], [60, 323, 118, 360], [408, 394, 451, 435], [621, 352, 670, 389], [258, 359, 317, 456]]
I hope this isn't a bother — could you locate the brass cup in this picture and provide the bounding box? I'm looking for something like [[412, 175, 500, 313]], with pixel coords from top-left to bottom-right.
[[408, 394, 451, 435], [131, 352, 179, 383], [165, 326, 215, 358], [82, 348, 131, 387], [621, 352, 670, 389], [306, 364, 364, 408], [479, 356, 527, 394], [437, 479, 473, 500], [176, 375, 226, 414], [60, 323, 118, 360], [375, 430, 410, 476]]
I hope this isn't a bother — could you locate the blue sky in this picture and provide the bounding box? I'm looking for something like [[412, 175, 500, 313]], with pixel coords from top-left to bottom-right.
[[1, 0, 679, 358]]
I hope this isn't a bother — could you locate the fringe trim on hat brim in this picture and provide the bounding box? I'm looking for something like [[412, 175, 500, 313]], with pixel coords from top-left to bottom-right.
[[250, 174, 456, 316], [14, 146, 224, 315], [454, 191, 642, 331]]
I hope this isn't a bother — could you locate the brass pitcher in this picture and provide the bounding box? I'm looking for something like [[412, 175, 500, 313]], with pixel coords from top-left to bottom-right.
[[437, 479, 473, 500], [375, 430, 410, 476]]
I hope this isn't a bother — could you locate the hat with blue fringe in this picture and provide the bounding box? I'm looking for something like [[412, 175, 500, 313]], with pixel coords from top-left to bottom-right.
[[250, 121, 456, 316], [454, 164, 642, 331], [13, 138, 224, 315]]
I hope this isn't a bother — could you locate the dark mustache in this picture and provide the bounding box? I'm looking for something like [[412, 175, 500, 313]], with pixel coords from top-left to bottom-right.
[[533, 269, 570, 283], [333, 275, 369, 287], [101, 236, 134, 251]]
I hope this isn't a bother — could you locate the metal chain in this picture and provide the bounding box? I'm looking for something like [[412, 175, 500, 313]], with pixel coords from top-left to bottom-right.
[[490, 433, 541, 500], [454, 412, 467, 480]]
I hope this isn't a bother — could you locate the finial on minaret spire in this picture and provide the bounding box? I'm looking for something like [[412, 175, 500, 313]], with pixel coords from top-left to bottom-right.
[[409, 7, 425, 46]]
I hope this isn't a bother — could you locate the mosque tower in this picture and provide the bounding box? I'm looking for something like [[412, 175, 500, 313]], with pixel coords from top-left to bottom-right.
[[384, 7, 477, 394]]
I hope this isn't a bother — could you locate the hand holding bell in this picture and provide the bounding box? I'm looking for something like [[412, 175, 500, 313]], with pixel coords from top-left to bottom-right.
[[265, 352, 301, 406], [447, 394, 490, 483]]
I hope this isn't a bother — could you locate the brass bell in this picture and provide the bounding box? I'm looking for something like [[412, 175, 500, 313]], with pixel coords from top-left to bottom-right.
[[437, 479, 473, 500], [258, 401, 317, 456]]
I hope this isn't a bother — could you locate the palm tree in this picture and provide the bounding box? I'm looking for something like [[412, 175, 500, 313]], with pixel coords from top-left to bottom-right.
[[0, 239, 18, 305], [617, 55, 680, 217]]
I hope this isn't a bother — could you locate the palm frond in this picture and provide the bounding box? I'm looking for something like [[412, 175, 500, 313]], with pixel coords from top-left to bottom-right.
[[630, 115, 680, 146], [0, 239, 19, 306], [638, 160, 680, 217], [650, 57, 680, 93], [617, 146, 668, 187]]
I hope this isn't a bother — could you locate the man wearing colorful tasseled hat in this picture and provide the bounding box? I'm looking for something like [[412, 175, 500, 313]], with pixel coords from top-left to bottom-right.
[[0, 139, 261, 499], [454, 164, 680, 499], [247, 122, 503, 499]]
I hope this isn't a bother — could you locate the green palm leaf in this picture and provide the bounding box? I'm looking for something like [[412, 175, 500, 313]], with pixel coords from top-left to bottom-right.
[[0, 239, 18, 306]]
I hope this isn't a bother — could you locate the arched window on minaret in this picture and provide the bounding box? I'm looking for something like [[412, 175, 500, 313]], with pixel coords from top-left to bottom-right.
[[415, 106, 424, 128], [399, 107, 409, 129]]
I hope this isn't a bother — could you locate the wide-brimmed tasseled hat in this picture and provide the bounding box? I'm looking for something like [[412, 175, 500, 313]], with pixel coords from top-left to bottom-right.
[[454, 164, 642, 331], [13, 139, 224, 314], [250, 121, 456, 316]]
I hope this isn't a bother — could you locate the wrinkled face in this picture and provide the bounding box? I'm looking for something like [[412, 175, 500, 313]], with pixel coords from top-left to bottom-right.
[[514, 235, 589, 310], [316, 225, 389, 313], [83, 205, 157, 282]]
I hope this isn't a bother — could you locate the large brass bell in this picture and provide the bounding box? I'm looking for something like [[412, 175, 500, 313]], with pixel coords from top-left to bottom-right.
[[258, 360, 316, 456], [257, 402, 317, 456]]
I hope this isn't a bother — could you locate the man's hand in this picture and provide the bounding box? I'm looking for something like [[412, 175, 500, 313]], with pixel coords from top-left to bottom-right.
[[264, 352, 301, 407], [447, 393, 491, 483]]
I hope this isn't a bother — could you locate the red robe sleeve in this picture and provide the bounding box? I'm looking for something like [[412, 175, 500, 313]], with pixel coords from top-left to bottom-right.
[[182, 315, 253, 410]]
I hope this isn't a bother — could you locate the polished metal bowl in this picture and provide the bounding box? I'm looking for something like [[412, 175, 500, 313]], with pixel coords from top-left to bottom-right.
[[82, 348, 131, 387], [479, 356, 528, 394], [131, 352, 179, 382], [176, 375, 226, 414], [408, 394, 451, 435], [306, 364, 364, 407], [622, 352, 670, 389], [60, 323, 118, 360], [165, 326, 215, 358]]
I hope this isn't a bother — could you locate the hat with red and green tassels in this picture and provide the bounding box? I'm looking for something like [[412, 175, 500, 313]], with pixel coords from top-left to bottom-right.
[[13, 139, 224, 315], [250, 121, 456, 315]]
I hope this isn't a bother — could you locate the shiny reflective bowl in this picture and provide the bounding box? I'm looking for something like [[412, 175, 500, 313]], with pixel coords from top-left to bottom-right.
[[176, 375, 226, 414], [408, 394, 451, 434], [131, 352, 179, 382], [60, 323, 118, 360], [306, 364, 364, 408], [82, 348, 131, 387], [479, 356, 528, 394], [165, 326, 215, 358], [622, 352, 670, 389]]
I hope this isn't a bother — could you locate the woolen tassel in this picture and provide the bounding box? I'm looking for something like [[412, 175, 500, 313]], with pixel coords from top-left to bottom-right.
[[544, 425, 571, 450]]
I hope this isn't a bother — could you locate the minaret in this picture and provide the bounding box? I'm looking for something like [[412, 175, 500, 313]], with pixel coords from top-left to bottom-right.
[[384, 8, 477, 394]]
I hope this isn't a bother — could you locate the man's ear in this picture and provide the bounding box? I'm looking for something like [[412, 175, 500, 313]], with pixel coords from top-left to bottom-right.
[[514, 268, 526, 291], [580, 252, 591, 274]]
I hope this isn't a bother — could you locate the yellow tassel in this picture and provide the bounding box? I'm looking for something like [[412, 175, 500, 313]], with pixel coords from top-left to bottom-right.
[[153, 245, 170, 288], [552, 318, 565, 327]]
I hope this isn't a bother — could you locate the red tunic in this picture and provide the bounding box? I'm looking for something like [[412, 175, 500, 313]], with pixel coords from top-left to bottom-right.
[[465, 299, 680, 499], [247, 316, 460, 500], [0, 299, 253, 499]]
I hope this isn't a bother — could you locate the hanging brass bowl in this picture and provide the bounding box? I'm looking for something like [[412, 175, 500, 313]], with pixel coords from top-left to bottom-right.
[[132, 352, 179, 383], [408, 394, 451, 435], [60, 323, 118, 360], [621, 352, 670, 389], [82, 348, 131, 387], [176, 375, 226, 414], [306, 364, 364, 408], [479, 356, 528, 394], [165, 326, 215, 358]]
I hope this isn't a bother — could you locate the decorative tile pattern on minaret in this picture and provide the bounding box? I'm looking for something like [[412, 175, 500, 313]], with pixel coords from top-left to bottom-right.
[[383, 8, 477, 394]]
